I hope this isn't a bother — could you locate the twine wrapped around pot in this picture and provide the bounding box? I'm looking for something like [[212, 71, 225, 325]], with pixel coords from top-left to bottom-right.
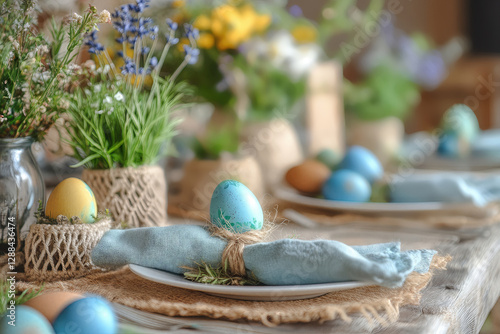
[[82, 166, 167, 228], [24, 217, 113, 282]]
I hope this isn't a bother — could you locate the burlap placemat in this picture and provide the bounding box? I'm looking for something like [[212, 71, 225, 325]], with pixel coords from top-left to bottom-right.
[[15, 255, 450, 327]]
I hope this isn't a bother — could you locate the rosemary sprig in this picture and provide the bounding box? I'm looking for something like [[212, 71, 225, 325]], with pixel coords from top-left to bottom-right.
[[182, 260, 261, 286]]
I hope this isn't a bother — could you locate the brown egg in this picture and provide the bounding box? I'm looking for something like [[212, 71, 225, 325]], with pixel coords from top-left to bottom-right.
[[285, 160, 331, 193], [24, 291, 83, 323]]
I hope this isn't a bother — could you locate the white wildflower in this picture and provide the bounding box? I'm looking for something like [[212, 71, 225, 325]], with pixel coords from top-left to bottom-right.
[[83, 60, 96, 72], [98, 10, 111, 24], [39, 106, 46, 113], [59, 99, 70, 109], [114, 92, 124, 102], [107, 107, 114, 115], [72, 13, 83, 24], [90, 102, 99, 108], [84, 89, 92, 96], [104, 96, 113, 104], [95, 110, 105, 115], [102, 64, 111, 74], [68, 63, 81, 72], [38, 45, 49, 54], [93, 84, 101, 93]]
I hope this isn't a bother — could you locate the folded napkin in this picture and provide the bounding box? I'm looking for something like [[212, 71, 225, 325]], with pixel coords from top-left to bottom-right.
[[92, 225, 436, 288], [389, 173, 500, 206], [471, 129, 500, 158]]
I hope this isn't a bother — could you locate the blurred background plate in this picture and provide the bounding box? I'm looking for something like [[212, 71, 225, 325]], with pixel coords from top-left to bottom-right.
[[274, 185, 497, 218]]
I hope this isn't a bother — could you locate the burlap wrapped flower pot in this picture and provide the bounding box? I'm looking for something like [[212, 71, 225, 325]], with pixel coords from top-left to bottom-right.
[[175, 155, 264, 213], [240, 118, 303, 189], [82, 166, 167, 227], [24, 216, 113, 282]]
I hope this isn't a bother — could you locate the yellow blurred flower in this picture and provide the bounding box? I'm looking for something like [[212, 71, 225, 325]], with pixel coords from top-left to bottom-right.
[[128, 74, 153, 87], [177, 37, 190, 52], [194, 15, 211, 30], [255, 15, 271, 33], [292, 25, 318, 43], [206, 3, 271, 51], [171, 0, 184, 8], [198, 33, 215, 49]]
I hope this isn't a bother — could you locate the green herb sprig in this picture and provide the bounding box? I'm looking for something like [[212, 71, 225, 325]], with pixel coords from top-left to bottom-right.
[[182, 260, 261, 286], [0, 279, 43, 315]]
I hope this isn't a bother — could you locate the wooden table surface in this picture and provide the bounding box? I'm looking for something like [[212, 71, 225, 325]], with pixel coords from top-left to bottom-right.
[[115, 217, 500, 334]]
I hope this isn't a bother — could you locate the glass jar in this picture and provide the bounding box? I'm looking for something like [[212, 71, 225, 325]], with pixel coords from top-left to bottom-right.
[[0, 137, 45, 254]]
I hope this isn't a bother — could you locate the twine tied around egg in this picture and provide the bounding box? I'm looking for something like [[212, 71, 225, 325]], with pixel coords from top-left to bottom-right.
[[207, 210, 277, 279]]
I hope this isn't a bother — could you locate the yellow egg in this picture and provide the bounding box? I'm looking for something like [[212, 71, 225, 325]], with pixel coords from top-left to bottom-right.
[[24, 291, 83, 323], [45, 178, 97, 224]]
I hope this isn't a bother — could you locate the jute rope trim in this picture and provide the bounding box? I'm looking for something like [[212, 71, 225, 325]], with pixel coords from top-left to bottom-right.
[[22, 217, 114, 282], [207, 209, 279, 278], [82, 166, 168, 228]]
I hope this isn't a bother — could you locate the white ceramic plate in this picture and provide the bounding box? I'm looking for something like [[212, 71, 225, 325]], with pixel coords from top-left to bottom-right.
[[420, 155, 500, 172], [274, 185, 496, 217], [129, 264, 371, 301]]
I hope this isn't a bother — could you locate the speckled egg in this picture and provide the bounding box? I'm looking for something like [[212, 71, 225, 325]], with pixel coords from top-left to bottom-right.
[[209, 180, 263, 233], [337, 146, 383, 184], [53, 297, 117, 334], [285, 160, 331, 193], [0, 305, 55, 334], [323, 170, 371, 202], [46, 178, 97, 224]]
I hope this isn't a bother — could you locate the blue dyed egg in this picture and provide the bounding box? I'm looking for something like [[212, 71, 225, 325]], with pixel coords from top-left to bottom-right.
[[209, 180, 263, 233], [337, 146, 383, 183], [53, 297, 117, 334], [0, 305, 55, 334], [322, 170, 371, 202], [438, 132, 469, 158]]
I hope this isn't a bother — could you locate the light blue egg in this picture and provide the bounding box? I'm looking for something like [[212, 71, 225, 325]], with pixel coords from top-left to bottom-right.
[[53, 297, 117, 334], [0, 305, 55, 334], [323, 170, 371, 202], [209, 180, 263, 233], [441, 104, 479, 142], [337, 146, 383, 184]]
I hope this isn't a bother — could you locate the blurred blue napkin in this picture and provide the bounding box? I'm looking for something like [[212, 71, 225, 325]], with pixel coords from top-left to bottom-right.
[[390, 173, 500, 206], [471, 129, 500, 158], [91, 225, 436, 288]]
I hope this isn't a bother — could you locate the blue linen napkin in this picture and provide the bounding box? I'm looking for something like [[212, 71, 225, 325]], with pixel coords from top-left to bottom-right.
[[91, 225, 436, 288], [471, 129, 500, 158], [389, 173, 500, 206]]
